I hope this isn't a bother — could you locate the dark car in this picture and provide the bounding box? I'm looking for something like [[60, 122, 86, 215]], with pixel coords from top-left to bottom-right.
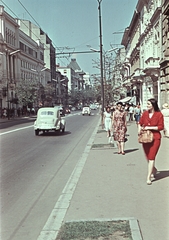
[[65, 108, 71, 114]]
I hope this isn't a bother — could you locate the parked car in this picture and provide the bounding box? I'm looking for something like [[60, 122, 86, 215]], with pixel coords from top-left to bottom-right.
[[90, 104, 97, 110], [34, 107, 66, 136], [65, 108, 71, 114], [82, 106, 91, 116], [71, 107, 76, 111]]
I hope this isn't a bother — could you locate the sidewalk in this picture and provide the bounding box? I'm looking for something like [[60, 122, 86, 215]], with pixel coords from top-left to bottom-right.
[[64, 121, 169, 240], [0, 115, 36, 124]]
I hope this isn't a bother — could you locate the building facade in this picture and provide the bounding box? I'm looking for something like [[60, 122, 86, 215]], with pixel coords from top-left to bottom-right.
[[160, 0, 169, 104], [0, 5, 46, 112], [120, 0, 169, 109]]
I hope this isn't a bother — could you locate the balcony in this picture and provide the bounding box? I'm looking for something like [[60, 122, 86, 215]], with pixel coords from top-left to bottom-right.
[[130, 68, 144, 83], [144, 57, 160, 78]]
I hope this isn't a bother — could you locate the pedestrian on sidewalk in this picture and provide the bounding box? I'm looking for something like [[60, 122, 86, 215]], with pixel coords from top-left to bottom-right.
[[138, 98, 164, 185], [112, 102, 127, 155], [161, 103, 169, 138], [134, 104, 142, 125], [103, 106, 112, 138], [128, 104, 134, 121]]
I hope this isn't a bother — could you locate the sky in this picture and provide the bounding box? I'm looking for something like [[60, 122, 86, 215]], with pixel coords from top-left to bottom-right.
[[1, 0, 137, 75]]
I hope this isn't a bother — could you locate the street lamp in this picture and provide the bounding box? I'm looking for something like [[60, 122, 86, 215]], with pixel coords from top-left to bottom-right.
[[97, 0, 104, 126]]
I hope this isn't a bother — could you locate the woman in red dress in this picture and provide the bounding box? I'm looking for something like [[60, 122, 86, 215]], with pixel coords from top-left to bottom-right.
[[138, 98, 164, 185]]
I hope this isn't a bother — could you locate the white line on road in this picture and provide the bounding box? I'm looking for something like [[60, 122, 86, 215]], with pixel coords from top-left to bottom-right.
[[0, 125, 33, 135], [36, 118, 100, 240]]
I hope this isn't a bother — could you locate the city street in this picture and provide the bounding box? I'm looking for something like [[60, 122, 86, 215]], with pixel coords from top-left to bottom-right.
[[0, 110, 99, 240]]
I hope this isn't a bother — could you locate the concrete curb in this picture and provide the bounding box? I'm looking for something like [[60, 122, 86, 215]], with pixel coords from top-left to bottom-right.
[[36, 119, 101, 240]]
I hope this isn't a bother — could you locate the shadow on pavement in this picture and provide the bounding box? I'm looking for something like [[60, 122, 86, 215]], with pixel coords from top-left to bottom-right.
[[152, 170, 169, 182], [124, 148, 139, 154], [36, 131, 71, 137]]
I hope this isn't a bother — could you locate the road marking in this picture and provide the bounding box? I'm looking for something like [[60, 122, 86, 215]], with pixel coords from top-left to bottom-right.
[[0, 125, 33, 135], [37, 118, 100, 240]]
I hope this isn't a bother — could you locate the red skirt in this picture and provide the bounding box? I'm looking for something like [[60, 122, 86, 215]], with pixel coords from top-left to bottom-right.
[[142, 139, 161, 160]]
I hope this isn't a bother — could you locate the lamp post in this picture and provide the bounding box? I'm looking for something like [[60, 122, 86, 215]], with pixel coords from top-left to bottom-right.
[[97, 0, 104, 126]]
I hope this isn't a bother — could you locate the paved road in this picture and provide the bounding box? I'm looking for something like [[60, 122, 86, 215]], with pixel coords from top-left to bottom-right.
[[0, 111, 99, 240]]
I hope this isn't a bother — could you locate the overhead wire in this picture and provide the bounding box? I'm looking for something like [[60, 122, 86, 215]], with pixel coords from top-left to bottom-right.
[[0, 0, 71, 66]]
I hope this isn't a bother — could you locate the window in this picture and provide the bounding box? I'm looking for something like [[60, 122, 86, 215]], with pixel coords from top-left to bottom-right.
[[41, 111, 54, 116], [20, 42, 24, 51]]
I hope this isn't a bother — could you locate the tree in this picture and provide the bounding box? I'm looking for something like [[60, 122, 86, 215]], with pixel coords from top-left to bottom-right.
[[15, 79, 39, 107], [68, 88, 97, 106]]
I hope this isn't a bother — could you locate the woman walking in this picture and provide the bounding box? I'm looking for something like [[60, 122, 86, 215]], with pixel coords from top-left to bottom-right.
[[138, 98, 164, 185], [134, 104, 142, 125], [161, 103, 169, 138], [112, 102, 127, 155], [103, 106, 112, 138]]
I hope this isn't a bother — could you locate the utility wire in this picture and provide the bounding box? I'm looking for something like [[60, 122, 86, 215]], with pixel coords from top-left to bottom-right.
[[17, 0, 41, 28], [1, 0, 96, 68]]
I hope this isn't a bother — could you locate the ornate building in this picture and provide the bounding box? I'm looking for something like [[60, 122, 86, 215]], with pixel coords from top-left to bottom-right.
[[160, 0, 169, 104]]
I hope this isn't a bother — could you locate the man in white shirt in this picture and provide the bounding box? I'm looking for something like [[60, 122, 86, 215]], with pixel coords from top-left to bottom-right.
[[128, 104, 134, 121]]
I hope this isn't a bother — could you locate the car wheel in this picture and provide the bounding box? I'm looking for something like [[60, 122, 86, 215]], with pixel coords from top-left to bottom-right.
[[35, 130, 39, 136]]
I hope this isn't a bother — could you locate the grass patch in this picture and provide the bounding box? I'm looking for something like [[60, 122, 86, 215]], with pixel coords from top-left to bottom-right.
[[92, 143, 115, 149], [56, 220, 132, 240]]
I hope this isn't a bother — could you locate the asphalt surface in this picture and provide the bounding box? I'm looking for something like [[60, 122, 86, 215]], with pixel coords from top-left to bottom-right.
[[1, 116, 169, 240]]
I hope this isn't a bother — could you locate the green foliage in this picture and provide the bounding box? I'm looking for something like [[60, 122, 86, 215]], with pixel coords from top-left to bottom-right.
[[15, 79, 39, 106], [68, 88, 97, 106]]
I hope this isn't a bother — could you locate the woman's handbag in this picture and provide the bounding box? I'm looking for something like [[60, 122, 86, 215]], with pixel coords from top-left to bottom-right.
[[138, 129, 154, 143]]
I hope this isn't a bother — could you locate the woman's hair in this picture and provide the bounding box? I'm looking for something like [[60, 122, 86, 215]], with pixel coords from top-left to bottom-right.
[[148, 98, 160, 112], [116, 102, 123, 106]]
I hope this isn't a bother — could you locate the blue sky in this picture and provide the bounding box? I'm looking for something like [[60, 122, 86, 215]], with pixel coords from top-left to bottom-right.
[[1, 0, 137, 74]]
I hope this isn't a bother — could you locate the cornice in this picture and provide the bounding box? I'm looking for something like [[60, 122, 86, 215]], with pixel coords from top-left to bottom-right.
[[163, 2, 169, 15], [0, 6, 19, 28], [150, 7, 162, 24], [136, 0, 149, 12]]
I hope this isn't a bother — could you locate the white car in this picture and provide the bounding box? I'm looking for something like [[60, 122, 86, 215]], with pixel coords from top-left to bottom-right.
[[82, 106, 91, 116], [90, 104, 97, 110], [34, 107, 66, 136]]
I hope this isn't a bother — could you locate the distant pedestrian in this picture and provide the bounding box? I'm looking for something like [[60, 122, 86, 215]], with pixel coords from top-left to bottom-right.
[[161, 103, 169, 138], [124, 103, 129, 121], [2, 108, 7, 118], [138, 98, 164, 185], [128, 104, 134, 121], [103, 106, 112, 138], [17, 107, 21, 117], [134, 104, 142, 125], [112, 102, 127, 155]]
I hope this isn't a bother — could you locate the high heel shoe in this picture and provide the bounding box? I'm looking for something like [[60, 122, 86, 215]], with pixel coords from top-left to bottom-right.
[[147, 180, 152, 185], [121, 152, 125, 155], [118, 152, 121, 154]]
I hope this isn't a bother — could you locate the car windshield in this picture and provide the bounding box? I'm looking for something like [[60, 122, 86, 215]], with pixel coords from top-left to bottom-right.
[[40, 111, 54, 116]]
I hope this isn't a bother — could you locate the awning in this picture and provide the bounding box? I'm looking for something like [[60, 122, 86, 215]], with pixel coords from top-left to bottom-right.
[[119, 97, 132, 103]]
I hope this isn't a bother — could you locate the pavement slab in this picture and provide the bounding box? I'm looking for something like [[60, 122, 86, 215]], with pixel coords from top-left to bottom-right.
[[64, 121, 169, 240]]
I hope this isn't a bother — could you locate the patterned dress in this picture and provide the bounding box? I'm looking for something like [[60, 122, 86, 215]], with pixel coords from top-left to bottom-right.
[[113, 110, 126, 142]]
